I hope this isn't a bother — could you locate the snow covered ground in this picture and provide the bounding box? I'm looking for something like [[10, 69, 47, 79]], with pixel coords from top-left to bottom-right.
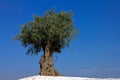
[[18, 75, 120, 80]]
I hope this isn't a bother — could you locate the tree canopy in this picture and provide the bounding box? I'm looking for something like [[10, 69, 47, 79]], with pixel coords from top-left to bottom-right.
[[15, 9, 78, 55]]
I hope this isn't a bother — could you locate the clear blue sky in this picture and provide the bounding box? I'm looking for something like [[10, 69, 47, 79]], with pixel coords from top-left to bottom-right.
[[0, 0, 120, 80]]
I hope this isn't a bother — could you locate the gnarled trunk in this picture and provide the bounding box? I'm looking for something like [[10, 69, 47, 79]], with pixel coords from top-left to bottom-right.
[[39, 43, 61, 76]]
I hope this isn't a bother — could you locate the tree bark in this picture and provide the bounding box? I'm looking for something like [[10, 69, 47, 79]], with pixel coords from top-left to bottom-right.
[[39, 43, 61, 76]]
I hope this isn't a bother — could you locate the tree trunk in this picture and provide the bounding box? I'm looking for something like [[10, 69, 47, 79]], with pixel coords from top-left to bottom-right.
[[39, 43, 61, 76]]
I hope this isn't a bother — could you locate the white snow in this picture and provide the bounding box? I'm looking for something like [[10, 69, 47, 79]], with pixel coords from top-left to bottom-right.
[[18, 75, 120, 80]]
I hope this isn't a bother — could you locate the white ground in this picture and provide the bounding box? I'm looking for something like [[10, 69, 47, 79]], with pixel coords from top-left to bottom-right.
[[18, 75, 120, 80]]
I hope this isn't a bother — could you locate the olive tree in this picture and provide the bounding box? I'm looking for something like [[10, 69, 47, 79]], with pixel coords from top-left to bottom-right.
[[15, 9, 78, 76]]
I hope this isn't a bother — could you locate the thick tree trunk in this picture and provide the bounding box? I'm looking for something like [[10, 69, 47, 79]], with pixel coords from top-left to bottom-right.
[[39, 43, 61, 76]]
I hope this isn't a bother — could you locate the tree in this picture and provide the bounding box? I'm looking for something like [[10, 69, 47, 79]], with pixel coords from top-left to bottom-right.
[[15, 8, 78, 76]]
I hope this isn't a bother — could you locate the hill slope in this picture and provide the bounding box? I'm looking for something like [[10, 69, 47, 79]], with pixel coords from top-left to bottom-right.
[[18, 75, 120, 80]]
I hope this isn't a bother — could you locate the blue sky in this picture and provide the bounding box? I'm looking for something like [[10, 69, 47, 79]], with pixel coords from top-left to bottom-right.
[[0, 0, 120, 80]]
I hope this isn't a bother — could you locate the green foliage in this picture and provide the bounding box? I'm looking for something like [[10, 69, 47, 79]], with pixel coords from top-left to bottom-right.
[[15, 8, 78, 55]]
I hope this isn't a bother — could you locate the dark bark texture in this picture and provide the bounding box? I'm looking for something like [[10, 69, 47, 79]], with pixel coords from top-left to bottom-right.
[[39, 43, 61, 76]]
